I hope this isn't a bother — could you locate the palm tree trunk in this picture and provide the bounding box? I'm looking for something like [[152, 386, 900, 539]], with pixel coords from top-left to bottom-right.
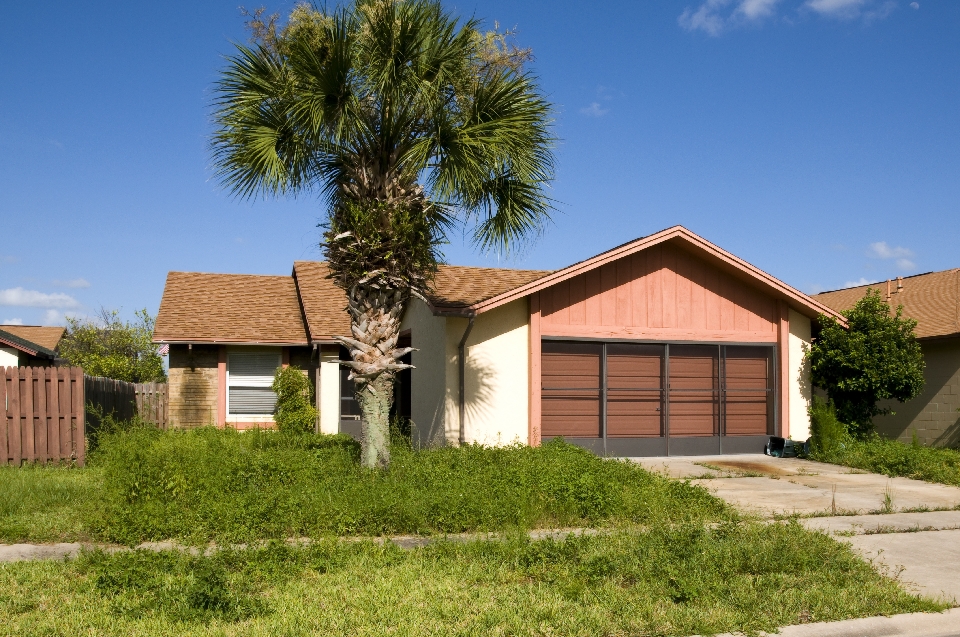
[[336, 282, 413, 469]]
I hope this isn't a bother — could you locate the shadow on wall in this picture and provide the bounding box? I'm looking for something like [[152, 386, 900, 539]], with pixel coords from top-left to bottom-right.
[[463, 352, 497, 445], [413, 352, 496, 449], [934, 416, 960, 449]]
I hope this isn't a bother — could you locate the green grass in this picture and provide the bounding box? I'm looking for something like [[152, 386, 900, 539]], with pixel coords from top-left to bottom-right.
[[0, 428, 731, 545], [0, 464, 101, 543], [0, 522, 945, 637], [811, 435, 960, 487]]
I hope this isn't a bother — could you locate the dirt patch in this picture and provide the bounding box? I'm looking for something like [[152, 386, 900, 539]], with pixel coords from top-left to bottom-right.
[[706, 460, 790, 476]]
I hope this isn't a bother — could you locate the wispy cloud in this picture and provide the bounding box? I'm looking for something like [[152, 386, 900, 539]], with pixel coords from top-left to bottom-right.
[[867, 241, 913, 260], [0, 287, 81, 309], [579, 102, 609, 117], [1, 318, 24, 326], [52, 278, 91, 289], [804, 0, 896, 21], [43, 309, 72, 326], [843, 277, 877, 288], [679, 0, 780, 36], [896, 258, 916, 271], [0, 255, 17, 264], [910, 2, 919, 8]]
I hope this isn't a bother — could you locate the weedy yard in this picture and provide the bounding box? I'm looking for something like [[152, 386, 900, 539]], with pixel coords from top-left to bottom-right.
[[0, 427, 949, 636]]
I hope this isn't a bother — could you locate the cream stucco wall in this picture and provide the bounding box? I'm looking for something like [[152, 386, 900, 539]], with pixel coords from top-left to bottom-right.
[[402, 297, 530, 447], [401, 299, 451, 446], [318, 345, 341, 435], [788, 309, 812, 441], [461, 299, 529, 446], [0, 347, 18, 368]]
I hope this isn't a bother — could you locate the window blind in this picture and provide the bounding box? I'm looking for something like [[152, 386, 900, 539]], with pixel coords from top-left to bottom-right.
[[228, 351, 281, 415]]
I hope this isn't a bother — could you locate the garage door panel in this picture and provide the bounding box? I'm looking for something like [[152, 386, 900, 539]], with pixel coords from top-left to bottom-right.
[[668, 393, 718, 436], [542, 392, 601, 437], [724, 391, 771, 435], [607, 389, 662, 437], [542, 342, 601, 438]]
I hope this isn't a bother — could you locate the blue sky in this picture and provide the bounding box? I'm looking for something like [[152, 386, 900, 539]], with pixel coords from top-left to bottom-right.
[[1, 0, 958, 327]]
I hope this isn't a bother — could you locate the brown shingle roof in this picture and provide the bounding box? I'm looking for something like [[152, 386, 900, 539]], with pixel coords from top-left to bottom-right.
[[0, 326, 64, 351], [153, 272, 309, 344], [292, 261, 351, 342], [814, 269, 960, 340], [428, 265, 553, 309]]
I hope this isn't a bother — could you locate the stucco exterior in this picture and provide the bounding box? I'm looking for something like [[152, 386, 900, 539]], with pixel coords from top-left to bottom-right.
[[874, 337, 960, 447], [0, 347, 18, 368], [401, 298, 451, 446], [462, 299, 530, 446], [787, 309, 812, 441]]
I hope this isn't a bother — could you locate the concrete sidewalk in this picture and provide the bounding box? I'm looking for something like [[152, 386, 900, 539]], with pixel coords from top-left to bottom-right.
[[709, 608, 960, 637]]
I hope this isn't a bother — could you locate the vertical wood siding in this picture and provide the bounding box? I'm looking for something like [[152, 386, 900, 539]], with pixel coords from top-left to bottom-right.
[[539, 242, 779, 341], [1, 367, 85, 466]]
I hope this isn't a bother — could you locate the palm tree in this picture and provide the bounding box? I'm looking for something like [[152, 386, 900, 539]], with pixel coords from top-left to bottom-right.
[[212, 0, 555, 468]]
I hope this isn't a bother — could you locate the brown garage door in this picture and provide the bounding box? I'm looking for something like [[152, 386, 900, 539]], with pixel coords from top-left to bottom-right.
[[541, 342, 601, 438], [668, 345, 719, 437], [606, 344, 664, 437], [723, 346, 773, 436]]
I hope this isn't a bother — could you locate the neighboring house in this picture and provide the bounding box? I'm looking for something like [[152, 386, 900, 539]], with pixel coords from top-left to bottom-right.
[[155, 226, 838, 456], [815, 269, 960, 447], [0, 326, 64, 367]]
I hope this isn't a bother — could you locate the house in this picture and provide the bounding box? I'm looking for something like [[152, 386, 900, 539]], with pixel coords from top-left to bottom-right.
[[154, 226, 839, 456], [815, 269, 960, 447], [0, 326, 64, 367]]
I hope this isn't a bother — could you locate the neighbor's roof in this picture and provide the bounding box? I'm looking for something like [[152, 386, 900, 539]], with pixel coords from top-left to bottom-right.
[[0, 326, 64, 352], [0, 327, 59, 358], [815, 269, 960, 340], [429, 265, 554, 310], [153, 272, 309, 345], [444, 226, 844, 321]]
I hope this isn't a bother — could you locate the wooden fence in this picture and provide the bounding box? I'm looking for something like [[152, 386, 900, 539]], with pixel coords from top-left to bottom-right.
[[2, 368, 169, 466], [135, 382, 168, 429], [1, 367, 85, 466]]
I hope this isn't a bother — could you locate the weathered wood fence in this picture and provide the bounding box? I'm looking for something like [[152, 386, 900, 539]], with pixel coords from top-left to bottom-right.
[[85, 376, 169, 432], [1, 367, 85, 466], [2, 368, 169, 466]]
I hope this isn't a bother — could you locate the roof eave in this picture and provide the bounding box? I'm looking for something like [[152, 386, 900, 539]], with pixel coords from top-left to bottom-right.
[[450, 226, 845, 324], [152, 338, 310, 346]]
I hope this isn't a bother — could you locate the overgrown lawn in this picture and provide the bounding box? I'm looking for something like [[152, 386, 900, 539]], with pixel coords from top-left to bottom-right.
[[0, 522, 944, 637], [811, 435, 960, 488]]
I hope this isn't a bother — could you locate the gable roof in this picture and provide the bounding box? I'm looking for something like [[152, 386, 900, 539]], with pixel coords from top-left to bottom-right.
[[292, 261, 352, 343], [0, 327, 59, 359], [446, 226, 844, 320], [153, 272, 309, 345], [0, 326, 64, 352], [428, 265, 554, 311], [814, 269, 960, 340]]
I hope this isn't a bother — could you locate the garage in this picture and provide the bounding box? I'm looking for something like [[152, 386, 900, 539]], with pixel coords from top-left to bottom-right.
[[540, 340, 774, 456]]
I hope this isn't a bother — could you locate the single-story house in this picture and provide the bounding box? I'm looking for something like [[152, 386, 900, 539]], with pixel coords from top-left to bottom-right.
[[154, 226, 840, 456], [816, 269, 960, 447], [0, 326, 64, 367]]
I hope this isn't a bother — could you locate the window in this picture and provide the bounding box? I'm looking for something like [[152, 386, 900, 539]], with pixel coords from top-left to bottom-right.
[[227, 350, 281, 416]]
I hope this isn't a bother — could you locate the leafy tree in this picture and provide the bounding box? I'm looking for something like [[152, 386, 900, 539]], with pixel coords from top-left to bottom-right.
[[809, 289, 925, 436], [272, 365, 318, 434], [59, 309, 167, 383], [212, 0, 554, 467]]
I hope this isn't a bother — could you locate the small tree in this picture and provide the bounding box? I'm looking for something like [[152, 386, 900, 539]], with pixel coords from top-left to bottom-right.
[[59, 308, 167, 383], [272, 366, 318, 434], [809, 289, 925, 436]]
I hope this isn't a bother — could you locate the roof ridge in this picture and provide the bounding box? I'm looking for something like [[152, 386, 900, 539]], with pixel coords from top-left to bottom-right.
[[815, 267, 960, 296], [294, 259, 553, 274]]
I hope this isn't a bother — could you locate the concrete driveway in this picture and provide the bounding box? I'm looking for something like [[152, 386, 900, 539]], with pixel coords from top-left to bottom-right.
[[634, 454, 960, 604]]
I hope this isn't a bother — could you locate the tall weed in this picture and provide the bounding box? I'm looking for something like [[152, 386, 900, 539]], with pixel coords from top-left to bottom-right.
[[91, 428, 730, 544]]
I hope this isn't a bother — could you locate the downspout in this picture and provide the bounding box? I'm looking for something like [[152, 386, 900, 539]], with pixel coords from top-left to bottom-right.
[[458, 315, 475, 446]]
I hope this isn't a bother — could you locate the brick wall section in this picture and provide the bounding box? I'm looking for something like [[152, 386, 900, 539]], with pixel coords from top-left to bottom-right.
[[168, 344, 218, 428], [875, 337, 960, 447]]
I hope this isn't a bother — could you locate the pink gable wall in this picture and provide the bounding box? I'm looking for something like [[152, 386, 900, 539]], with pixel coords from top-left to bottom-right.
[[538, 241, 779, 342]]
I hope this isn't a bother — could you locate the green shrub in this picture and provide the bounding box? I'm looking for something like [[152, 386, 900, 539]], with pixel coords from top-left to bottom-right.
[[90, 428, 730, 544], [808, 396, 849, 455], [271, 366, 318, 434]]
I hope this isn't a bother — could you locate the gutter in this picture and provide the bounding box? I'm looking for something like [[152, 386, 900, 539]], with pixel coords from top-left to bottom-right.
[[457, 314, 475, 446]]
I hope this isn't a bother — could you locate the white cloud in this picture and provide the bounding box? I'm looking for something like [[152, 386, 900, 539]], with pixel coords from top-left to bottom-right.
[[0, 287, 81, 309], [738, 0, 780, 19], [805, 0, 864, 17], [896, 258, 916, 271], [1, 318, 24, 326], [579, 102, 609, 117], [867, 241, 913, 260], [910, 2, 919, 8], [843, 277, 877, 288], [679, 0, 779, 35], [52, 278, 91, 289]]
